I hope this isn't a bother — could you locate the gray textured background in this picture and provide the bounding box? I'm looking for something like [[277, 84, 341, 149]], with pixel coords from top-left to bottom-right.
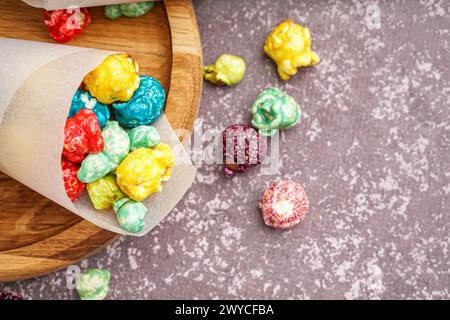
[[1, 0, 450, 300]]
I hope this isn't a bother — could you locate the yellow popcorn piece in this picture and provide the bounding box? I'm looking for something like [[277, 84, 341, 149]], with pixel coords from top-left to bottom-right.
[[83, 53, 140, 104], [264, 19, 320, 80], [116, 144, 174, 202]]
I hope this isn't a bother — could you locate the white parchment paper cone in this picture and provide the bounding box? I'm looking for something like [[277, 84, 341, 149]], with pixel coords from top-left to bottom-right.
[[0, 38, 196, 236], [22, 0, 160, 10]]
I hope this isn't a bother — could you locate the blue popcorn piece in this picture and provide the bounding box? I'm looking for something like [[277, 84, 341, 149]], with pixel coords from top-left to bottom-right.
[[112, 75, 166, 129], [69, 90, 110, 128]]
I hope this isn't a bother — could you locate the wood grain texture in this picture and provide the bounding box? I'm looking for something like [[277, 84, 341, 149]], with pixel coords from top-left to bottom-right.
[[0, 0, 202, 282], [164, 0, 203, 134]]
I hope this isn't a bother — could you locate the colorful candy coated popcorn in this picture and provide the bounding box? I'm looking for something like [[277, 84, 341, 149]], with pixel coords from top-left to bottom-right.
[[104, 4, 122, 19], [113, 198, 147, 233], [264, 19, 320, 80], [105, 2, 154, 19], [86, 174, 125, 210], [203, 54, 246, 86], [78, 121, 130, 183], [116, 144, 174, 201], [128, 125, 160, 151], [223, 125, 266, 175], [76, 269, 110, 300], [112, 75, 165, 129], [43, 8, 90, 43], [63, 109, 104, 163], [69, 90, 110, 128], [83, 53, 140, 104], [251, 87, 301, 136], [61, 157, 85, 202], [77, 153, 111, 184], [259, 181, 309, 229], [101, 121, 131, 167]]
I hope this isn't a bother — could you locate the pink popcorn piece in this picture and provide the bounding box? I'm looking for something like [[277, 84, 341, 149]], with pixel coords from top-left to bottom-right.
[[259, 181, 309, 229], [222, 124, 266, 176]]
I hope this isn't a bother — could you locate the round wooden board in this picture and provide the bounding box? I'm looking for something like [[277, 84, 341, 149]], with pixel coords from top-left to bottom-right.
[[0, 0, 202, 282]]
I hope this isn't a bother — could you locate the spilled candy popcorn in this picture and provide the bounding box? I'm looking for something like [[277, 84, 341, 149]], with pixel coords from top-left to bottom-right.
[[76, 268, 110, 300], [43, 8, 91, 43], [251, 87, 301, 136], [222, 124, 266, 176], [203, 54, 246, 86], [264, 19, 320, 80], [259, 181, 309, 230]]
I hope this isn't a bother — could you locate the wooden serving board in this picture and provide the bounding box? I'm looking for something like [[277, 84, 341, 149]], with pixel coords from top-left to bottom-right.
[[0, 0, 202, 281]]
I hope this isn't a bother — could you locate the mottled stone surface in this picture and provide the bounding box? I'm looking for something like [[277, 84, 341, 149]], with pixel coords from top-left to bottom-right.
[[1, 0, 449, 300]]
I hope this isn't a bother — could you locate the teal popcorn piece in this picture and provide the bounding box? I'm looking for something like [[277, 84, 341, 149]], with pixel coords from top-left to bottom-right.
[[113, 198, 147, 233], [77, 153, 112, 184], [69, 90, 110, 128], [105, 2, 155, 19], [76, 269, 110, 300], [78, 121, 130, 183], [112, 75, 165, 129], [128, 125, 160, 151], [251, 87, 301, 136]]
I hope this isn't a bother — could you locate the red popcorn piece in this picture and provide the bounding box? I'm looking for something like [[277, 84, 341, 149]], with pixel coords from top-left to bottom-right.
[[63, 108, 104, 163], [259, 181, 309, 230], [222, 124, 266, 175], [43, 8, 91, 43], [62, 157, 85, 202]]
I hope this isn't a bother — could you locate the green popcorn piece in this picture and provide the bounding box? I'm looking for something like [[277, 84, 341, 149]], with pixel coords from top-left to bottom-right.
[[251, 87, 301, 136], [104, 4, 122, 19], [78, 121, 130, 183], [76, 269, 110, 300], [113, 198, 147, 234], [203, 54, 246, 86], [87, 174, 125, 210], [105, 2, 155, 19], [128, 125, 160, 151], [101, 121, 130, 168], [77, 153, 112, 184], [120, 1, 154, 18]]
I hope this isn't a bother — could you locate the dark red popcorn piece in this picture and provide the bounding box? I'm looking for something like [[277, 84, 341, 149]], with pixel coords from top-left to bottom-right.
[[62, 157, 85, 202], [0, 291, 23, 300], [259, 181, 309, 229], [222, 124, 266, 175], [43, 8, 91, 43], [62, 108, 104, 163]]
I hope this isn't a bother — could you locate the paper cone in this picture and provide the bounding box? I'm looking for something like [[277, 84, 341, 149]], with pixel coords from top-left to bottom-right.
[[22, 0, 159, 10], [0, 38, 196, 236]]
